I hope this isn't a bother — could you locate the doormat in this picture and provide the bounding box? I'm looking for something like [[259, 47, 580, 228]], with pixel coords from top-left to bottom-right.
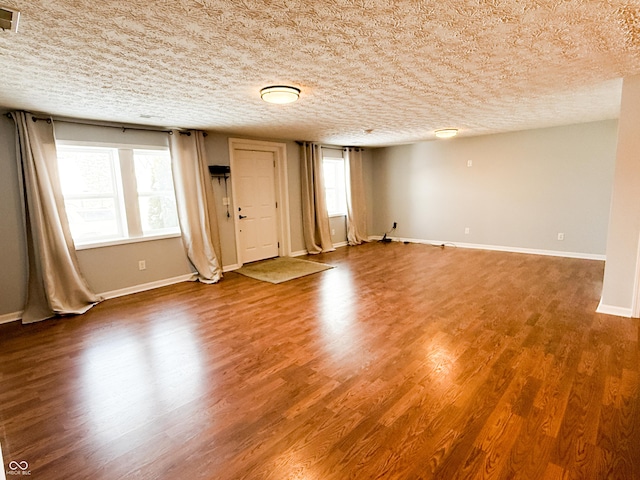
[[235, 257, 334, 284]]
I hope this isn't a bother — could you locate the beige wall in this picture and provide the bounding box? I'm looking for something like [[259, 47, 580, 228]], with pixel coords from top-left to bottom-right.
[[329, 216, 347, 245], [371, 120, 618, 257], [600, 75, 640, 314], [76, 238, 192, 294]]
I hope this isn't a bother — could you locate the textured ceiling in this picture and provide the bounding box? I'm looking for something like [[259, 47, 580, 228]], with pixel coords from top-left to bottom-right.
[[1, 0, 640, 146]]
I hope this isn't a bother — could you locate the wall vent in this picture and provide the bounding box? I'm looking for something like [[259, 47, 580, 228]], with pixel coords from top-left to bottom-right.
[[0, 6, 20, 33]]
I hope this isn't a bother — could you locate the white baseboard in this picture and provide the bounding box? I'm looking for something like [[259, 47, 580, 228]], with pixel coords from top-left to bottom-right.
[[596, 300, 634, 318], [0, 274, 196, 321], [223, 264, 240, 272], [99, 274, 194, 300], [453, 241, 606, 261], [333, 241, 348, 248], [370, 236, 606, 261], [0, 311, 22, 325]]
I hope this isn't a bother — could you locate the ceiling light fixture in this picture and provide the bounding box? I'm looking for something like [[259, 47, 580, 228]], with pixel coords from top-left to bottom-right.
[[434, 128, 458, 139], [260, 85, 300, 104]]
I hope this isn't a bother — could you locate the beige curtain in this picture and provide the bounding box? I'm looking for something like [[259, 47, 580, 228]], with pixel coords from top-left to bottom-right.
[[300, 142, 335, 254], [344, 147, 368, 245], [11, 111, 101, 324], [169, 131, 222, 283]]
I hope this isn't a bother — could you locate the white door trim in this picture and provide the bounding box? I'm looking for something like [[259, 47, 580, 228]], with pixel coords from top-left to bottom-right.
[[228, 138, 291, 267]]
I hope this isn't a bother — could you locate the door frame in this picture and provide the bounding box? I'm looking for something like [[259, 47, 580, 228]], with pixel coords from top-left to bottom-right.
[[228, 138, 291, 267]]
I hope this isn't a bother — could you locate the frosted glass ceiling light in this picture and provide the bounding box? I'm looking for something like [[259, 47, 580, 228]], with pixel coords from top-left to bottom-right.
[[260, 85, 300, 104], [434, 128, 458, 139]]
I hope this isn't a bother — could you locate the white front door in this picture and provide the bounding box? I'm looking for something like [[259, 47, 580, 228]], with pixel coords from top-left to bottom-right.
[[235, 150, 279, 264]]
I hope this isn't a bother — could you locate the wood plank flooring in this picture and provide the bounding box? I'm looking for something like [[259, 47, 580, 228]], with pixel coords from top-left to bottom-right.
[[0, 242, 638, 479]]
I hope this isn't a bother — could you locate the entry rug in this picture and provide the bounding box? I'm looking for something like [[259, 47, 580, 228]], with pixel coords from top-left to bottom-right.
[[235, 256, 334, 284]]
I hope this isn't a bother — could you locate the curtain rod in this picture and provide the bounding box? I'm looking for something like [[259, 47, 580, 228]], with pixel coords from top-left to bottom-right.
[[52, 116, 176, 134], [295, 140, 364, 150], [5, 112, 207, 136]]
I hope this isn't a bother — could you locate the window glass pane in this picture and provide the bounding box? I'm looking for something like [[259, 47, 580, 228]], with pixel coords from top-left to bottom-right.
[[133, 150, 179, 235], [325, 187, 337, 214], [133, 150, 175, 192], [323, 158, 347, 216], [57, 148, 117, 195], [138, 195, 179, 233], [57, 146, 124, 242], [323, 162, 336, 188], [64, 198, 121, 241]]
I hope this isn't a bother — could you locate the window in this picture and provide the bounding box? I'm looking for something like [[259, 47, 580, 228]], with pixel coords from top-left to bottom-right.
[[323, 157, 347, 217], [133, 150, 179, 235], [57, 144, 180, 247]]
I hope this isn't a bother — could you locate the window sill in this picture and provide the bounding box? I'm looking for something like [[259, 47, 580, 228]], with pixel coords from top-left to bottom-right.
[[75, 232, 182, 251], [328, 213, 347, 218]]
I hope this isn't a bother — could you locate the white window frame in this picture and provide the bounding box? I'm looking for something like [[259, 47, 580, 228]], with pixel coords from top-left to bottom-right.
[[56, 141, 181, 250], [323, 156, 348, 217]]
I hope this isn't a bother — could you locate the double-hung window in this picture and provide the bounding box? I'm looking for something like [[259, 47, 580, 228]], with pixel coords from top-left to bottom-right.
[[323, 156, 347, 217], [56, 144, 180, 248]]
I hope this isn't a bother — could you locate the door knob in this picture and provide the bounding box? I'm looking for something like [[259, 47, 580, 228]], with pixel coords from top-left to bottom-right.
[[239, 215, 247, 219]]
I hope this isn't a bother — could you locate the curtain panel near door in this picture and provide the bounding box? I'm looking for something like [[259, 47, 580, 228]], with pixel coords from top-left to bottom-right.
[[300, 142, 335, 254], [344, 147, 368, 245], [169, 130, 223, 283], [10, 111, 102, 324]]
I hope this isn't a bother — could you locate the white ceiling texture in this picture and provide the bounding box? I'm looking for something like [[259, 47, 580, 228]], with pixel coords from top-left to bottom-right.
[[1, 0, 640, 146]]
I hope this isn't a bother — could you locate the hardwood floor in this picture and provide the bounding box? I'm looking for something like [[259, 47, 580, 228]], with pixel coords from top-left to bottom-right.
[[0, 242, 638, 479]]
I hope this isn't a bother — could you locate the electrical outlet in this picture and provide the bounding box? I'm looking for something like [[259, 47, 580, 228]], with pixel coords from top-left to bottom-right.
[[138, 260, 146, 271], [331, 228, 335, 235], [467, 160, 473, 167], [464, 227, 470, 234], [222, 197, 230, 206], [557, 233, 564, 241], [393, 222, 397, 229]]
